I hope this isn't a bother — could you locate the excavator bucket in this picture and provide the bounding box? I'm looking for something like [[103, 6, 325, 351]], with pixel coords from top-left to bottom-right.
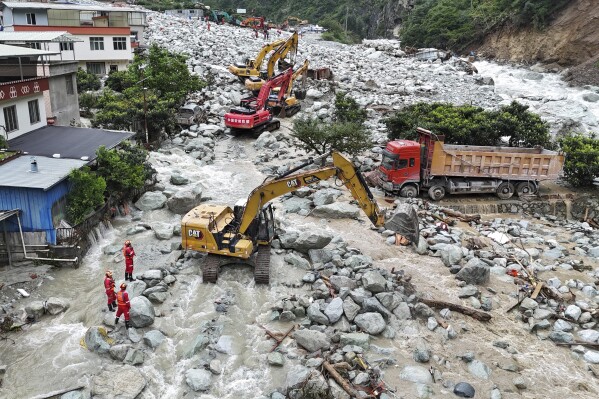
[[384, 203, 420, 245]]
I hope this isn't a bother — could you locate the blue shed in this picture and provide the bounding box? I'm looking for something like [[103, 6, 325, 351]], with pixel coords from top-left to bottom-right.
[[0, 156, 86, 244]]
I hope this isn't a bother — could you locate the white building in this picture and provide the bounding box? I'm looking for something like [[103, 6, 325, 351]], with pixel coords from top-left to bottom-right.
[[0, 2, 148, 74]]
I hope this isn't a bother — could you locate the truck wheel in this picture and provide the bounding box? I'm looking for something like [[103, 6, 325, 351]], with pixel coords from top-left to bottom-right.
[[496, 182, 515, 199], [399, 185, 418, 198], [428, 185, 445, 201], [516, 182, 536, 197]]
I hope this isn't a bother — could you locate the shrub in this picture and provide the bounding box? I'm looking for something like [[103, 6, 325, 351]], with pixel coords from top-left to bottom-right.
[[95, 145, 148, 195], [78, 92, 97, 117], [334, 91, 367, 124], [66, 167, 106, 225], [76, 68, 101, 93], [291, 117, 370, 156], [559, 133, 599, 187]]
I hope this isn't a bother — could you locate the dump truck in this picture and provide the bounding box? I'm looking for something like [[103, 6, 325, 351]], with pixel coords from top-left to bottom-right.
[[367, 128, 565, 200]]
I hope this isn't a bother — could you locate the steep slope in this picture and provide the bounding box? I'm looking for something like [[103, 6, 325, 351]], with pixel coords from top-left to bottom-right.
[[479, 0, 599, 66]]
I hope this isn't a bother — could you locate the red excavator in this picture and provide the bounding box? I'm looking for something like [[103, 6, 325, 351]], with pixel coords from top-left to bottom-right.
[[224, 68, 294, 134]]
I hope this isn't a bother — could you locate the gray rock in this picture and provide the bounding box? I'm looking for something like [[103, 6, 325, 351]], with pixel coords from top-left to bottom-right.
[[583, 93, 599, 103], [584, 350, 599, 364], [109, 344, 131, 361], [440, 245, 463, 267], [330, 275, 357, 291], [124, 348, 144, 365], [313, 189, 341, 206], [293, 329, 331, 352], [578, 329, 599, 343], [565, 305, 582, 321], [384, 203, 420, 244], [312, 203, 360, 219], [129, 296, 156, 328], [279, 228, 333, 253], [167, 185, 203, 214], [458, 285, 478, 298], [141, 269, 163, 280], [209, 359, 222, 375], [468, 360, 491, 379], [126, 280, 147, 299], [453, 382, 475, 398], [553, 319, 573, 332], [324, 297, 344, 324], [399, 365, 434, 384], [153, 223, 174, 240], [268, 351, 285, 366], [393, 302, 412, 320], [413, 340, 430, 363], [307, 302, 330, 325], [25, 301, 45, 320], [148, 292, 168, 303], [456, 259, 490, 285], [187, 334, 209, 357], [84, 326, 112, 354], [513, 376, 528, 390], [520, 297, 539, 310], [549, 331, 574, 344], [91, 365, 146, 399], [343, 297, 361, 321], [135, 191, 167, 211], [361, 270, 387, 293], [376, 292, 400, 311], [170, 173, 190, 185], [215, 335, 234, 354], [128, 328, 142, 343], [254, 132, 277, 149], [354, 313, 386, 335], [329, 379, 351, 399], [185, 369, 212, 391], [349, 287, 373, 304], [284, 252, 311, 269], [283, 197, 312, 213], [308, 248, 334, 264], [60, 391, 86, 399], [362, 297, 392, 318], [340, 333, 370, 349], [45, 297, 70, 315], [286, 365, 311, 390], [143, 330, 165, 349]]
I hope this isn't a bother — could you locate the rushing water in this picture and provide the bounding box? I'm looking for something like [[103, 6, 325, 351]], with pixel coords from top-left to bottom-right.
[[2, 60, 599, 398]]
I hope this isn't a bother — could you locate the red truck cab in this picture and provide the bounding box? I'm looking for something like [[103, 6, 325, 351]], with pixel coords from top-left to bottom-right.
[[370, 139, 422, 197]]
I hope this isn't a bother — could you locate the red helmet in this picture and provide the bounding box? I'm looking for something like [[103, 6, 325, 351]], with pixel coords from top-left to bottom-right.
[[120, 283, 127, 289]]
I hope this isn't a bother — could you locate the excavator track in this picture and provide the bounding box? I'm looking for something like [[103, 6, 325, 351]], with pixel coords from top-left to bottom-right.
[[254, 245, 271, 285], [202, 254, 221, 283], [284, 104, 301, 117]]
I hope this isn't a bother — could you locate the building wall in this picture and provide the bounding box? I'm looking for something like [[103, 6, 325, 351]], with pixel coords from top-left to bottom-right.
[[0, 180, 70, 244], [48, 72, 79, 125], [72, 33, 133, 62], [11, 9, 50, 26], [0, 93, 47, 140]]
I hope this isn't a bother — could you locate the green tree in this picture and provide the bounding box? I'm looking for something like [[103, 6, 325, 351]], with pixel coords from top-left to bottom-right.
[[384, 101, 551, 148], [334, 91, 367, 124], [76, 68, 101, 93], [95, 145, 147, 194], [66, 167, 107, 225], [105, 70, 134, 92], [78, 92, 97, 117], [291, 117, 370, 155], [559, 133, 599, 187]]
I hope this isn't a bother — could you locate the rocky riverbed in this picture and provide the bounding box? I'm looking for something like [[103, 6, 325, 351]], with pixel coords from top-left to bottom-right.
[[1, 6, 599, 399]]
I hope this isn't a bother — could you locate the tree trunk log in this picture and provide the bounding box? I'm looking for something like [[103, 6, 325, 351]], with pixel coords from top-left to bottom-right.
[[420, 298, 492, 321], [323, 361, 359, 397]]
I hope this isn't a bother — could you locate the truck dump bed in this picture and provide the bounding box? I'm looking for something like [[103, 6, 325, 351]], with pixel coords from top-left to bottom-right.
[[429, 140, 564, 181]]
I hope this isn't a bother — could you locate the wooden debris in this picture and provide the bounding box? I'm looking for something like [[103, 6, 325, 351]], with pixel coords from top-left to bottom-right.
[[260, 324, 296, 352], [320, 275, 336, 298], [556, 341, 599, 349], [420, 298, 492, 321], [323, 361, 359, 398], [530, 282, 544, 300], [332, 362, 352, 371]]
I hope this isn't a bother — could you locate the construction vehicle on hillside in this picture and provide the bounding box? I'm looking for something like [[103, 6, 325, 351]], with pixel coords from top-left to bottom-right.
[[282, 16, 308, 31], [224, 68, 294, 134], [245, 32, 299, 92], [265, 59, 309, 116], [181, 152, 386, 284], [366, 128, 565, 200], [240, 16, 265, 29], [228, 38, 286, 82]]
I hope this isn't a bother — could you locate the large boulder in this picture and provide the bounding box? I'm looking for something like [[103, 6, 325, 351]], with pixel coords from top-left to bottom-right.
[[354, 313, 386, 335], [307, 302, 330, 325], [143, 330, 166, 349], [440, 245, 463, 267], [343, 297, 361, 321], [384, 203, 420, 244], [170, 172, 190, 186], [129, 296, 155, 328], [279, 227, 333, 253], [167, 185, 203, 214], [312, 203, 360, 219], [24, 301, 45, 320], [254, 132, 277, 149], [126, 280, 147, 299], [84, 326, 113, 354], [340, 333, 370, 349], [45, 297, 70, 315], [91, 365, 146, 398], [109, 344, 131, 361], [400, 365, 434, 384], [361, 270, 387, 293], [185, 369, 212, 392], [293, 329, 331, 352], [456, 258, 490, 285], [324, 297, 344, 324], [313, 189, 341, 206], [152, 223, 174, 240], [285, 365, 311, 391], [135, 191, 167, 211]]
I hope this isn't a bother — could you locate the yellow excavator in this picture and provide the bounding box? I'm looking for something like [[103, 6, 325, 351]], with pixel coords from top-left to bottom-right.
[[245, 32, 299, 92], [266, 59, 310, 117], [228, 38, 286, 82], [181, 152, 386, 284]]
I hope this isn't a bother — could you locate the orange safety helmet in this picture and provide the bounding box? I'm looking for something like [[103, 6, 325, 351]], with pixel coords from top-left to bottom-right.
[[105, 270, 113, 277], [124, 240, 131, 246], [120, 282, 127, 290]]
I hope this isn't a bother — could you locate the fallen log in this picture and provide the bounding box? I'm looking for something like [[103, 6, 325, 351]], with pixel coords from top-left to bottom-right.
[[420, 298, 492, 321], [323, 361, 359, 398], [556, 341, 599, 349]]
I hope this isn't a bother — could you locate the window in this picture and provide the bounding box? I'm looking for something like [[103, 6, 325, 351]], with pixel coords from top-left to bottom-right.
[[3, 105, 18, 132], [65, 76, 74, 95], [26, 42, 41, 50], [86, 62, 106, 75], [89, 37, 104, 51], [397, 159, 408, 169], [409, 158, 415, 167], [28, 100, 40, 124], [26, 13, 37, 25], [109, 65, 118, 72], [113, 37, 127, 50], [60, 42, 74, 51]]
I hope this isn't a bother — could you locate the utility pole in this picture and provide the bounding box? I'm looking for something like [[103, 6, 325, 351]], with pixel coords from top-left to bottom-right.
[[137, 63, 149, 144]]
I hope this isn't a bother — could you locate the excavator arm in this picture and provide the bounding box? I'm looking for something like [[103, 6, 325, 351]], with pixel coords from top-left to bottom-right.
[[237, 152, 385, 235], [251, 67, 293, 110], [253, 38, 286, 70], [265, 32, 298, 78], [286, 59, 309, 97]]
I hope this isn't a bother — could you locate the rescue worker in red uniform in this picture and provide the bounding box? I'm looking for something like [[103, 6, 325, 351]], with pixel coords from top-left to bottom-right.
[[123, 240, 135, 281], [115, 282, 131, 329], [104, 270, 117, 312]]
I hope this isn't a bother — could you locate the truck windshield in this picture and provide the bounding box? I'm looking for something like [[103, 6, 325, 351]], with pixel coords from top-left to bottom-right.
[[179, 109, 194, 115], [381, 154, 396, 170]]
